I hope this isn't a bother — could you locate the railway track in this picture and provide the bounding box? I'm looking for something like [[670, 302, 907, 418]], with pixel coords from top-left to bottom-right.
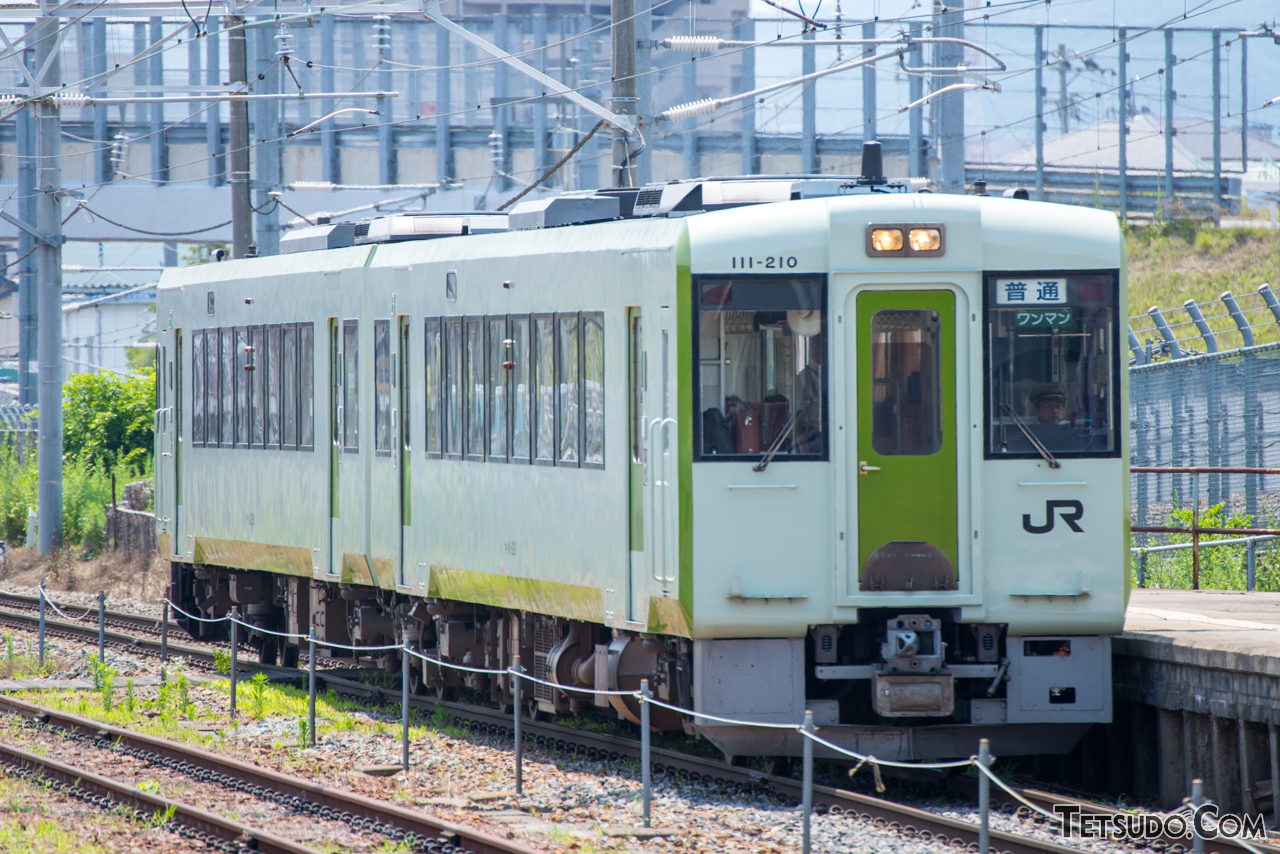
[[0, 692, 538, 854], [0, 597, 1272, 854]]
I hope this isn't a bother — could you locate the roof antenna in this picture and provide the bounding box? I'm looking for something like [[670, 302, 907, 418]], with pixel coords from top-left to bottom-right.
[[857, 140, 886, 186]]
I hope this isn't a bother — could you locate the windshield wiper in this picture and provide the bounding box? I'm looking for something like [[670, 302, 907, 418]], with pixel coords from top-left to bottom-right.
[[753, 409, 803, 472], [1000, 403, 1060, 469]]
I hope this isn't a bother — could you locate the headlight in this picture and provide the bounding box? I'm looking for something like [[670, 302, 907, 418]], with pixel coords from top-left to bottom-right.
[[909, 227, 942, 252], [870, 228, 904, 252]]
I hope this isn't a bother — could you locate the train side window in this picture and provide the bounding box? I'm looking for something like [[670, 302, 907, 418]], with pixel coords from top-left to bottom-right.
[[424, 318, 443, 458], [533, 314, 555, 465], [250, 326, 265, 448], [488, 316, 508, 463], [235, 328, 250, 447], [630, 312, 643, 465], [191, 331, 205, 446], [986, 272, 1119, 458], [267, 325, 282, 449], [558, 312, 581, 466], [206, 328, 220, 447], [299, 323, 314, 451], [444, 318, 462, 459], [330, 321, 340, 449], [465, 317, 486, 461], [692, 275, 827, 461], [342, 320, 359, 452], [221, 328, 234, 446], [283, 323, 298, 451], [583, 312, 604, 468], [374, 320, 392, 455], [869, 310, 943, 455], [510, 316, 531, 463]]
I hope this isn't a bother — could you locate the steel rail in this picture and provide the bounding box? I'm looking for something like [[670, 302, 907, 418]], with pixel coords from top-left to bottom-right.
[[0, 693, 540, 854], [0, 739, 322, 854]]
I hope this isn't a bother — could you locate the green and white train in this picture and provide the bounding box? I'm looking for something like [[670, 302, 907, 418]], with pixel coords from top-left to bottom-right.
[[155, 156, 1127, 760]]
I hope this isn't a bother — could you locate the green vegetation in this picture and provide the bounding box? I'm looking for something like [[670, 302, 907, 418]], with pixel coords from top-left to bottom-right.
[[1126, 222, 1279, 347], [1134, 501, 1280, 591], [0, 635, 61, 680], [61, 369, 155, 471]]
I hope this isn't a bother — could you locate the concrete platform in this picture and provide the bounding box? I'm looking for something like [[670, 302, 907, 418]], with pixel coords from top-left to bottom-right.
[[1113, 589, 1280, 813]]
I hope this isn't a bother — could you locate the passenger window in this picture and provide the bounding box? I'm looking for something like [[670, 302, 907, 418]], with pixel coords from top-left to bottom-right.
[[235, 329, 249, 447], [283, 324, 298, 450], [583, 312, 604, 467], [330, 321, 340, 448], [299, 323, 314, 450], [192, 331, 205, 446], [221, 329, 234, 446], [465, 318, 486, 460], [444, 319, 462, 458], [694, 276, 826, 460], [488, 317, 508, 462], [511, 316, 531, 463], [869, 310, 942, 455], [558, 313, 581, 466], [251, 326, 265, 448], [534, 315, 555, 463], [206, 329, 220, 447], [374, 320, 391, 454], [424, 318, 443, 457], [987, 273, 1118, 457], [267, 325, 282, 448], [342, 321, 359, 452]]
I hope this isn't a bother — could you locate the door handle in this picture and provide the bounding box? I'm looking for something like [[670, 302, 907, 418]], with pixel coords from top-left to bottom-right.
[[859, 461, 881, 475]]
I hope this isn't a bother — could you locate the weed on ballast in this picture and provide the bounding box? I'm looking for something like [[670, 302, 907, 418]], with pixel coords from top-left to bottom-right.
[[248, 673, 269, 721]]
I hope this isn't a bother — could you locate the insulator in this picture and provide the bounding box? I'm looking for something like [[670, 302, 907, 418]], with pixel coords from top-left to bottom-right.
[[51, 92, 92, 108], [274, 24, 294, 59], [661, 35, 723, 53], [659, 98, 719, 123]]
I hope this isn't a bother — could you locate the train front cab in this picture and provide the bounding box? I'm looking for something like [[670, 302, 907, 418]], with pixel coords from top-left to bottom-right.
[[686, 196, 1127, 760]]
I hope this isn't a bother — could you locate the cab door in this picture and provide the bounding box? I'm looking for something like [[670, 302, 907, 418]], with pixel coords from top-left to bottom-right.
[[853, 290, 958, 591]]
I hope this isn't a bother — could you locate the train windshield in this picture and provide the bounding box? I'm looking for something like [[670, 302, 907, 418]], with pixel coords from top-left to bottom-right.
[[694, 275, 827, 461], [986, 272, 1120, 458]]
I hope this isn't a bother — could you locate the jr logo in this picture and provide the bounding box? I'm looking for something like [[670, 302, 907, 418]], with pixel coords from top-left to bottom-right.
[[1023, 500, 1084, 534]]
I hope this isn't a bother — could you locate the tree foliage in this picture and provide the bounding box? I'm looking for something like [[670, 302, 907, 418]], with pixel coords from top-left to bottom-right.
[[61, 369, 155, 471]]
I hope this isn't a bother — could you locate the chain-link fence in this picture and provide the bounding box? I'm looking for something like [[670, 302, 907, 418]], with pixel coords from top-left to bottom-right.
[[1129, 291, 1280, 589]]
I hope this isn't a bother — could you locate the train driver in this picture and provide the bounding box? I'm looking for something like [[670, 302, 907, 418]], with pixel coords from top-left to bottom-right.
[[1031, 383, 1068, 425]]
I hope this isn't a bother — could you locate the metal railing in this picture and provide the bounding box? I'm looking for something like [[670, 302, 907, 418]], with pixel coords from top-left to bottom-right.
[[1130, 465, 1280, 589]]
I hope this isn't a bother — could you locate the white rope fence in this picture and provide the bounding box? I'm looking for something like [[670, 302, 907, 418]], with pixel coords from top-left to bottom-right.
[[158, 598, 1234, 854]]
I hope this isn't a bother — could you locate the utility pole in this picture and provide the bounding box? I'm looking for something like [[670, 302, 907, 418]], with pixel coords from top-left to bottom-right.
[[908, 21, 923, 178], [934, 1, 964, 193], [1034, 26, 1044, 201], [1117, 28, 1128, 221], [227, 14, 253, 258], [862, 21, 876, 142], [17, 26, 36, 407], [1056, 43, 1070, 135], [33, 12, 63, 552], [610, 0, 637, 186]]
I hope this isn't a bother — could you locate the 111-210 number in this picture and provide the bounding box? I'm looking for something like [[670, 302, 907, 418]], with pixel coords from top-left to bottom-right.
[[731, 256, 799, 270]]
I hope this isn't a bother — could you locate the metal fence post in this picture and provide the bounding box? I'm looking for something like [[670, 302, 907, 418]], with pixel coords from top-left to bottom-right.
[[308, 626, 316, 747], [802, 709, 813, 854], [1248, 537, 1257, 591], [1192, 474, 1201, 590], [97, 591, 105, 660], [978, 738, 991, 854], [37, 580, 45, 666], [402, 641, 410, 772], [1191, 778, 1205, 854], [160, 600, 169, 673], [1137, 550, 1147, 588], [512, 654, 523, 795], [640, 678, 651, 827], [229, 607, 238, 720]]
